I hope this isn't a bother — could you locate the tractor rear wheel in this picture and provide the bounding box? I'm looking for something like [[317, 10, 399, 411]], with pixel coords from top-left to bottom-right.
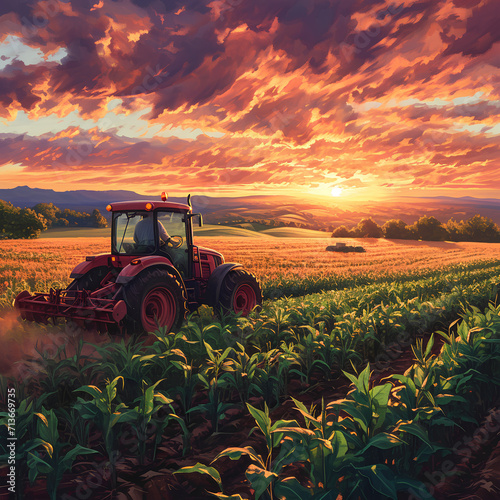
[[67, 266, 111, 293], [217, 269, 262, 317], [123, 268, 187, 334]]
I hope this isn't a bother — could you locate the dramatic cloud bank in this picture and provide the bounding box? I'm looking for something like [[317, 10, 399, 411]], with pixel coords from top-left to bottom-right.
[[0, 0, 499, 198]]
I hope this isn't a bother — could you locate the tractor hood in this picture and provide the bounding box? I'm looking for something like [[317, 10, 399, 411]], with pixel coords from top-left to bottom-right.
[[198, 246, 224, 263]]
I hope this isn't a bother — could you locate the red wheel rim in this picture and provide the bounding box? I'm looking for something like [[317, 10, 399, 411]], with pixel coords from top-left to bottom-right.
[[141, 287, 176, 332], [233, 284, 256, 316]]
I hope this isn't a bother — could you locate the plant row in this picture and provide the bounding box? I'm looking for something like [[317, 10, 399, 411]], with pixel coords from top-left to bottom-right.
[[1, 267, 500, 498], [262, 259, 500, 299], [184, 301, 500, 499], [1, 259, 499, 310]]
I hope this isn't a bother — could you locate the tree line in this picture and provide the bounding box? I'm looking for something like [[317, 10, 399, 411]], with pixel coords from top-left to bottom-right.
[[332, 214, 500, 242], [0, 201, 107, 239]]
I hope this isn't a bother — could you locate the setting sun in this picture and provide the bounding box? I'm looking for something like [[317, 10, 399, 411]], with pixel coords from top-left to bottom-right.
[[331, 187, 343, 197]]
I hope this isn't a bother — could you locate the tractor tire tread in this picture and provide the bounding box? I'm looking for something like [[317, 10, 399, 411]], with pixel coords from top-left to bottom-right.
[[123, 268, 187, 334], [217, 268, 262, 317]]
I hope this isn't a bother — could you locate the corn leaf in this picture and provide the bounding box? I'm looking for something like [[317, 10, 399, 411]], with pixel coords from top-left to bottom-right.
[[245, 464, 277, 500], [213, 446, 264, 468], [173, 462, 222, 491], [354, 464, 397, 500], [357, 433, 405, 455]]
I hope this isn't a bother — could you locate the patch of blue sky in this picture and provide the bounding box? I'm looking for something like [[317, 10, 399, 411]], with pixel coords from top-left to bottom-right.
[[0, 35, 67, 70], [0, 104, 224, 140], [453, 122, 500, 135], [398, 97, 449, 107], [452, 92, 484, 106]]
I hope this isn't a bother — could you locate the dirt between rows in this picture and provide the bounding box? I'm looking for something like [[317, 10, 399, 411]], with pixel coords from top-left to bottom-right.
[[2, 327, 498, 499]]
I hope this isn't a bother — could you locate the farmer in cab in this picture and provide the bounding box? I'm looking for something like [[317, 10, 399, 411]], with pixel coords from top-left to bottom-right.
[[134, 212, 171, 249]]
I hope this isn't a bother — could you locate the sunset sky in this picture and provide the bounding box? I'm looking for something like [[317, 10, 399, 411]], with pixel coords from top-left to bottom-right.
[[0, 0, 499, 200]]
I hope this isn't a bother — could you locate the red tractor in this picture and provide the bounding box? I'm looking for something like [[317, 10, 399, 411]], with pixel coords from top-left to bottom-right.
[[14, 194, 262, 334]]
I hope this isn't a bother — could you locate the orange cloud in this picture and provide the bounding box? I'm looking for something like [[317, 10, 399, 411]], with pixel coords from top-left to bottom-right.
[[0, 0, 499, 198]]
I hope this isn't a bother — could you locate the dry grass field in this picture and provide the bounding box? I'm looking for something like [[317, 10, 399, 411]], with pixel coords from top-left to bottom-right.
[[1, 236, 500, 310]]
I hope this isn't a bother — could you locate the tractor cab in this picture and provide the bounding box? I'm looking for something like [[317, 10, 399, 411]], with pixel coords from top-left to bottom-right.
[[108, 198, 202, 278]]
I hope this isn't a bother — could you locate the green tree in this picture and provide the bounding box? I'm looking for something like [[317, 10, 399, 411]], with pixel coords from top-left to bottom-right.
[[32, 203, 58, 227], [355, 217, 383, 238], [444, 218, 464, 241], [411, 216, 448, 241], [331, 225, 351, 237], [461, 215, 500, 242], [382, 219, 412, 239], [0, 200, 47, 239], [54, 218, 69, 227], [91, 209, 108, 228], [0, 200, 18, 239]]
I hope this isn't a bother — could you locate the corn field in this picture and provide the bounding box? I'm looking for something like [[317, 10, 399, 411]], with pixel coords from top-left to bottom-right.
[[1, 238, 500, 498]]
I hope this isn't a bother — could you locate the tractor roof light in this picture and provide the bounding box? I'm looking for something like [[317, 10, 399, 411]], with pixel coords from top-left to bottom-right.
[[161, 192, 168, 201], [106, 204, 112, 211], [145, 203, 154, 211]]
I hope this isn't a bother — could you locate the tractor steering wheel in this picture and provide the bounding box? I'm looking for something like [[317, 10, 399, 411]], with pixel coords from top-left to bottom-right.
[[167, 235, 183, 249]]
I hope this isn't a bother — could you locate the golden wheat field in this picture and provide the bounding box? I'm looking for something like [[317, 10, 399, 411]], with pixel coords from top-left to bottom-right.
[[1, 236, 500, 310]]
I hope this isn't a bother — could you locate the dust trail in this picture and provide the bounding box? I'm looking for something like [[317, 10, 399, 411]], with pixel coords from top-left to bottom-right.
[[0, 310, 112, 380]]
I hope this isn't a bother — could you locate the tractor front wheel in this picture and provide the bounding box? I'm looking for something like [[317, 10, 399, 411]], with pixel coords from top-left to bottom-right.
[[217, 269, 262, 317], [123, 268, 187, 334]]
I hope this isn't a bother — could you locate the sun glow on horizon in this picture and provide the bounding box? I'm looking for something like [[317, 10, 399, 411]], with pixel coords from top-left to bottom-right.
[[331, 186, 343, 197]]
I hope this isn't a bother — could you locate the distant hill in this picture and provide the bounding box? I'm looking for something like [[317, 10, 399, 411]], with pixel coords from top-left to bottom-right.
[[0, 186, 158, 216], [1, 186, 500, 230]]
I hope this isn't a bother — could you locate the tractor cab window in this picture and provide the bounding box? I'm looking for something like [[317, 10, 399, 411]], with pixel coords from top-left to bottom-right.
[[157, 211, 189, 277], [113, 211, 155, 255]]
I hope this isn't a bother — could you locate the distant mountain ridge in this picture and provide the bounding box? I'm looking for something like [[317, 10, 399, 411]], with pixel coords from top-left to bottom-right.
[[0, 186, 156, 208], [1, 186, 500, 229]]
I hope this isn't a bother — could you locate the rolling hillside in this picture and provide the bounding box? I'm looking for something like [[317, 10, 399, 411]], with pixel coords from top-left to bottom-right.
[[3, 186, 500, 234]]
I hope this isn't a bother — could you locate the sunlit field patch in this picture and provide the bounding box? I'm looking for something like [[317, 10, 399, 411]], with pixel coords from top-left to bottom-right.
[[1, 236, 500, 498], [1, 237, 500, 309]]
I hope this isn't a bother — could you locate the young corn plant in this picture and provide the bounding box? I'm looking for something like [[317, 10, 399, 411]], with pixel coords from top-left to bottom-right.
[[128, 379, 173, 464], [222, 342, 264, 404], [254, 349, 282, 409], [188, 373, 233, 434], [149, 325, 186, 351], [327, 364, 404, 456], [260, 307, 295, 347], [27, 408, 97, 500], [330, 318, 362, 371], [325, 364, 427, 498], [212, 403, 301, 500], [56, 337, 100, 387], [26, 343, 78, 408], [57, 407, 91, 449], [434, 313, 500, 425], [0, 396, 51, 499], [73, 376, 136, 489], [276, 397, 350, 496], [183, 319, 237, 358], [290, 327, 331, 383], [188, 341, 235, 433], [308, 322, 342, 380], [144, 326, 189, 383], [168, 360, 200, 422], [92, 339, 151, 403], [173, 462, 235, 499]]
